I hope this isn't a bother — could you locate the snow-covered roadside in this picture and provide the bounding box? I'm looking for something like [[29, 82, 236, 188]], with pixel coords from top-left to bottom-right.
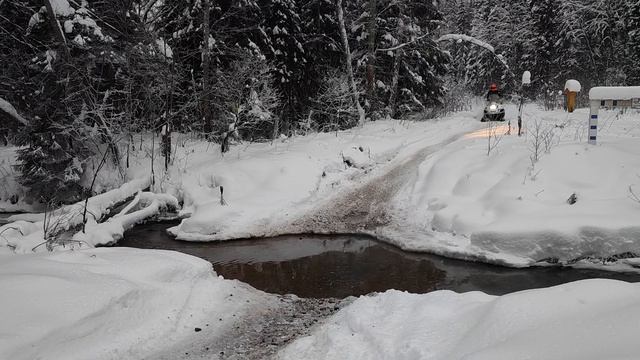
[[278, 279, 640, 360], [377, 106, 640, 267], [167, 111, 483, 241], [0, 247, 271, 360]]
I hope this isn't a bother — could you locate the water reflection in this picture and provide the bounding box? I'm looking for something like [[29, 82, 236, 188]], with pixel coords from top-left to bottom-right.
[[217, 245, 445, 298], [119, 221, 640, 298]]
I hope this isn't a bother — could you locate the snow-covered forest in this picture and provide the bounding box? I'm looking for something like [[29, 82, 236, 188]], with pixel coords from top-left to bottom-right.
[[2, 0, 640, 359], [2, 0, 640, 204]]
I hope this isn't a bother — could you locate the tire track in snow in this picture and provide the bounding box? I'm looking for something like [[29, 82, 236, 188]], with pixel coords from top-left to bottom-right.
[[151, 296, 346, 360], [289, 133, 467, 234]]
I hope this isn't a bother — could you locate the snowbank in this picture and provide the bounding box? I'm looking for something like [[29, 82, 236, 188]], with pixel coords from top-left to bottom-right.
[[278, 279, 640, 360], [0, 247, 265, 360], [379, 106, 640, 266]]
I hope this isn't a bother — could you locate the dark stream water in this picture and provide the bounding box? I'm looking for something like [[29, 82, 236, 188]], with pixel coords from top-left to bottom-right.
[[119, 221, 640, 298]]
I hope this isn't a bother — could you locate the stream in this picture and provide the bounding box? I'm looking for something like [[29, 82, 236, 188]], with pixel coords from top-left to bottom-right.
[[119, 220, 640, 298]]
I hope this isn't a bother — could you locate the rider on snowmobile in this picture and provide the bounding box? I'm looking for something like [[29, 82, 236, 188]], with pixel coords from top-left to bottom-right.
[[486, 83, 502, 102]]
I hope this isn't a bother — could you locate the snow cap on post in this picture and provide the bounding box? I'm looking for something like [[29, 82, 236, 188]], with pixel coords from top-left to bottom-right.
[[564, 79, 581, 93], [521, 71, 531, 85], [589, 86, 640, 100]]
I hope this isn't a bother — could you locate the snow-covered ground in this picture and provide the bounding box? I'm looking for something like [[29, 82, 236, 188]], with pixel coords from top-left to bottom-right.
[[278, 279, 640, 360], [0, 247, 271, 360], [377, 106, 640, 267], [155, 104, 640, 269], [6, 103, 638, 268], [164, 111, 482, 241], [2, 104, 640, 358]]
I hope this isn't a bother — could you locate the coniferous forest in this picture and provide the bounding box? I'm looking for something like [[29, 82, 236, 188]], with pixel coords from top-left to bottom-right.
[[1, 0, 639, 203]]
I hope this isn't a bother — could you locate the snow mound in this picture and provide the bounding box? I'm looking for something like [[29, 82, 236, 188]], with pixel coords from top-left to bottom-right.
[[342, 145, 373, 169], [564, 79, 581, 92], [278, 279, 640, 360], [0, 248, 261, 360]]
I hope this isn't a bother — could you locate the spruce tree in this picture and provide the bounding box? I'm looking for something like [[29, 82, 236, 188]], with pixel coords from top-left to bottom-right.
[[625, 0, 640, 84]]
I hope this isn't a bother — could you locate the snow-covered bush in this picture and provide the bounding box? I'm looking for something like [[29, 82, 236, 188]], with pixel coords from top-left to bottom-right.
[[212, 54, 281, 148], [308, 70, 359, 132]]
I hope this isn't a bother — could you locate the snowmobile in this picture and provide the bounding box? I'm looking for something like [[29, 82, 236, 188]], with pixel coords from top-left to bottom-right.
[[481, 100, 505, 122]]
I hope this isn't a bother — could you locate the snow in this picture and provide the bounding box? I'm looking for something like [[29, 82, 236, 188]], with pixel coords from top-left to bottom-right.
[[377, 106, 640, 267], [278, 279, 640, 360], [72, 191, 179, 247], [0, 97, 29, 126], [437, 34, 495, 53], [564, 79, 581, 92], [72, 34, 86, 46], [0, 247, 266, 360], [64, 19, 74, 33], [116, 103, 640, 270], [1, 177, 151, 253], [156, 38, 173, 59], [522, 70, 531, 85], [44, 50, 57, 72], [589, 86, 640, 100], [341, 145, 373, 169], [166, 114, 481, 241], [49, 0, 75, 17]]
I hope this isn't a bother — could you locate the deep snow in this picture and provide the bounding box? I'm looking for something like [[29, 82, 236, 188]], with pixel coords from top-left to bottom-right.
[[376, 106, 640, 267], [278, 279, 640, 360], [0, 247, 271, 360]]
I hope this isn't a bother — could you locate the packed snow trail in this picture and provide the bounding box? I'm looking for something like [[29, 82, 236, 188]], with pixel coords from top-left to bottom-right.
[[169, 112, 483, 242], [287, 133, 468, 234]]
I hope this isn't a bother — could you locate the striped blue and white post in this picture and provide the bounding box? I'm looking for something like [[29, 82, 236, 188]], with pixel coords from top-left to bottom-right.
[[588, 86, 640, 145], [588, 100, 599, 145]]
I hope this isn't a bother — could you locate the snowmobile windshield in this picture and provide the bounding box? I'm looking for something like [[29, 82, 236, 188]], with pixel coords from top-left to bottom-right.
[[488, 93, 501, 103]]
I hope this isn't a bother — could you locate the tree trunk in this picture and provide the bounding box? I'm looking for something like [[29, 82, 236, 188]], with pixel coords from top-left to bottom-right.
[[202, 0, 212, 135], [43, 0, 70, 59], [366, 0, 377, 105], [161, 123, 171, 170], [336, 0, 366, 126], [388, 49, 402, 118], [387, 18, 404, 118]]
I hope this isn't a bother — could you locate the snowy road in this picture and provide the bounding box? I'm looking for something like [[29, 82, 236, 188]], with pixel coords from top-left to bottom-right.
[[288, 132, 469, 234]]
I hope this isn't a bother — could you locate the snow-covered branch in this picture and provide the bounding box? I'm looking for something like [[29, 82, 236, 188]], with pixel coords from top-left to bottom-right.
[[437, 33, 514, 81], [376, 33, 430, 52], [0, 97, 29, 126], [436, 34, 495, 53]]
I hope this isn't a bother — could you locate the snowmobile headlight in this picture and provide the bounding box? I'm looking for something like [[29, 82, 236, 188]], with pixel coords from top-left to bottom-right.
[[489, 104, 498, 111]]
